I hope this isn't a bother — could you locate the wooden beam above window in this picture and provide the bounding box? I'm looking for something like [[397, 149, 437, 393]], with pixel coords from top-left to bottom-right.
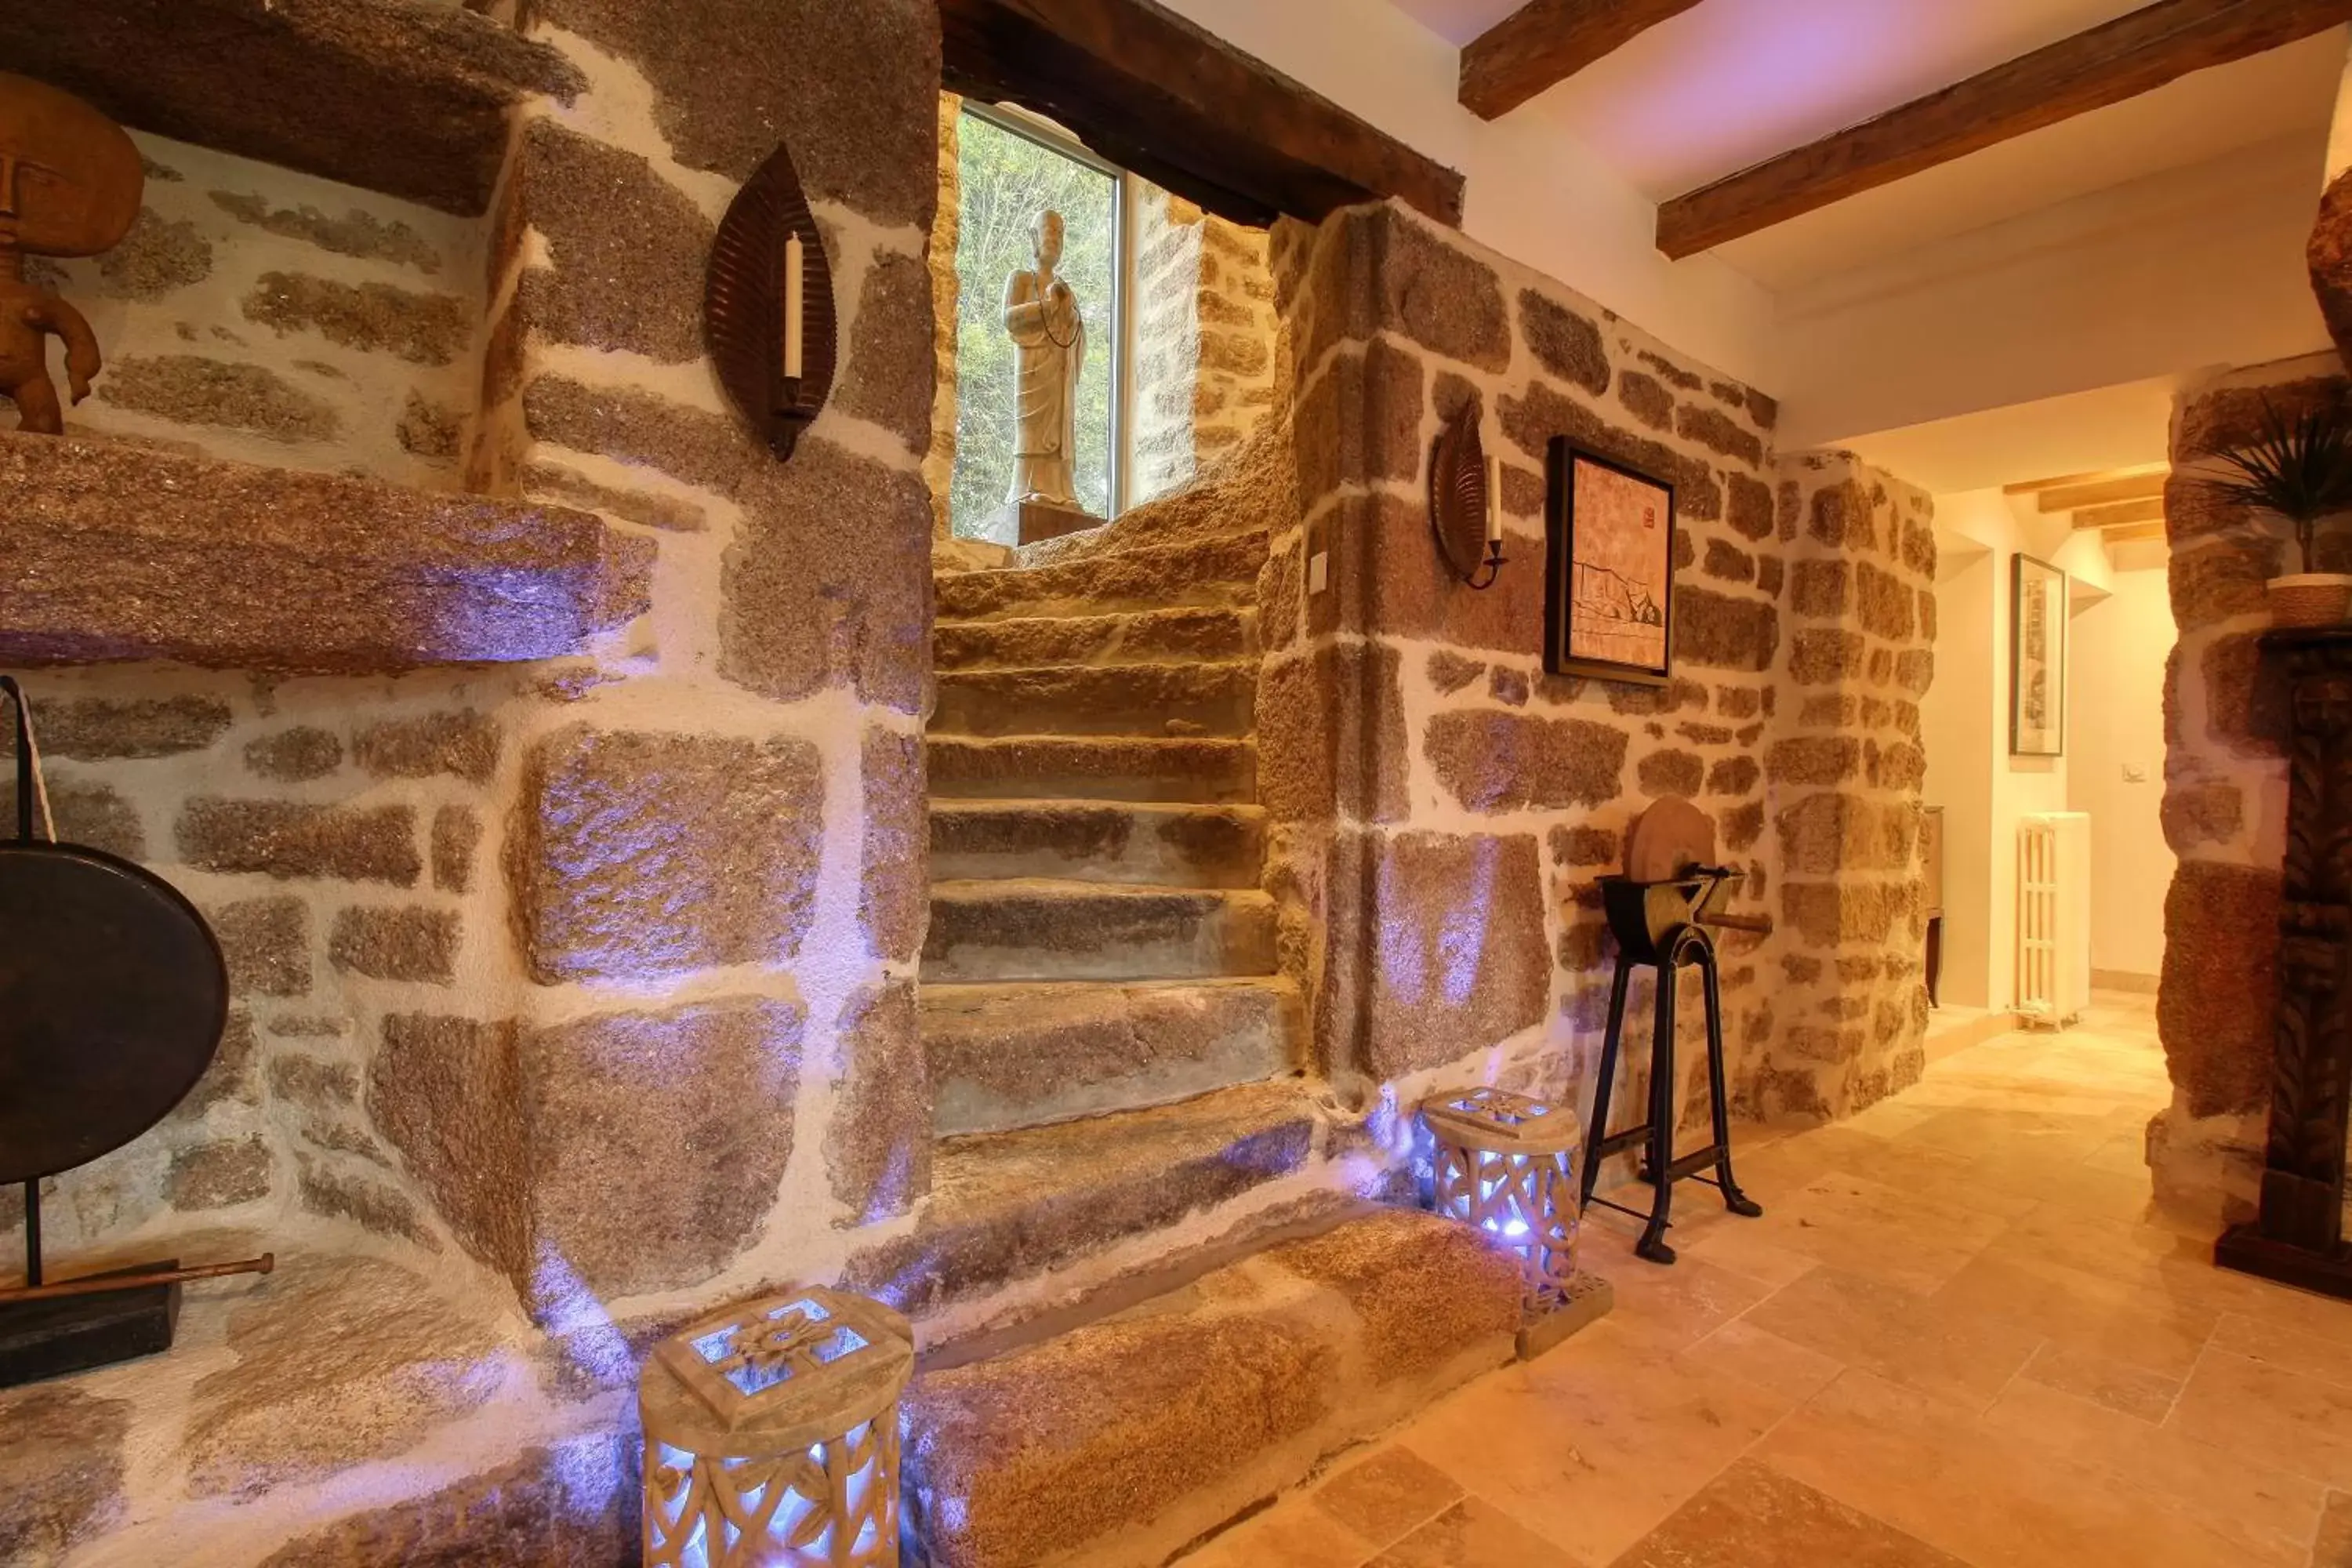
[[2004, 464, 2169, 503], [1656, 0, 2352, 259], [940, 0, 1465, 230], [2030, 470, 2171, 514], [2071, 497, 2169, 530], [1458, 0, 1706, 121]]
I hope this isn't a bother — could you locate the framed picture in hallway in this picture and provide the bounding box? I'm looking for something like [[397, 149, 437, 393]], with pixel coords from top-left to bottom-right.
[[1544, 439, 1676, 686], [2012, 552, 2067, 756]]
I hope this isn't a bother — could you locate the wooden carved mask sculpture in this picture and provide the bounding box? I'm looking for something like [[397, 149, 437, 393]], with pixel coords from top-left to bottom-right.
[[0, 74, 140, 434]]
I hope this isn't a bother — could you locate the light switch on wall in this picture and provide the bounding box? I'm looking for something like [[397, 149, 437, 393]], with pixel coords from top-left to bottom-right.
[[1308, 551, 1329, 594], [2122, 763, 2148, 784]]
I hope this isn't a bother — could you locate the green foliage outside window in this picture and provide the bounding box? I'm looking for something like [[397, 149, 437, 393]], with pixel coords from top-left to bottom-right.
[[951, 109, 1118, 542]]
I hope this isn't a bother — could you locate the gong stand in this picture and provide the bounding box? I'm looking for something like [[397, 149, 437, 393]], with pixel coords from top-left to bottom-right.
[[0, 677, 270, 1387], [1581, 867, 1765, 1265]]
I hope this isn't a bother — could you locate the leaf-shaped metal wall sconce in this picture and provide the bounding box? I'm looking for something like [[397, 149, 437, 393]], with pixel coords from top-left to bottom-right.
[[706, 141, 837, 460], [1432, 400, 1505, 590]]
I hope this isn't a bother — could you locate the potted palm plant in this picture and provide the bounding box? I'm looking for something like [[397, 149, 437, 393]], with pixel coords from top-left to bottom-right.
[[2215, 394, 2352, 627]]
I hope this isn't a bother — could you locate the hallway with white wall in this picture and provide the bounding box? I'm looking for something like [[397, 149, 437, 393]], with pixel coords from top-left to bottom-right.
[[2067, 544, 2176, 987], [1916, 482, 2171, 1014]]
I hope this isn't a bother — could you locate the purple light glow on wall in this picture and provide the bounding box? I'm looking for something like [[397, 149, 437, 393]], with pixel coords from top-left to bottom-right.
[[1377, 840, 1504, 1009]]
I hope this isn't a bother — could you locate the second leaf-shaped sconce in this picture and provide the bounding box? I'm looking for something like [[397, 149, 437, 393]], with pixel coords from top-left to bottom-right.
[[706, 141, 836, 459], [1432, 401, 1505, 590]]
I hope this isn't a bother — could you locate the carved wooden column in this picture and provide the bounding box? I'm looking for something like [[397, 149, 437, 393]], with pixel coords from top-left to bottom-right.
[[2218, 629, 2352, 1297]]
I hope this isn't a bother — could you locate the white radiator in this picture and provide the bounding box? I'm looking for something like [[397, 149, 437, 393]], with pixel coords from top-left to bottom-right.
[[2016, 812, 2092, 1026]]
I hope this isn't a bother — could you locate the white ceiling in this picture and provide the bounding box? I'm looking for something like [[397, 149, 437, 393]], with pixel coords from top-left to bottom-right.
[[1838, 375, 2182, 495], [1392, 0, 2343, 291]]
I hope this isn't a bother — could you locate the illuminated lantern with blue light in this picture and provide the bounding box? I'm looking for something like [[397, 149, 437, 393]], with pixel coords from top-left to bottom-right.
[[1421, 1087, 1582, 1314], [641, 1287, 914, 1567]]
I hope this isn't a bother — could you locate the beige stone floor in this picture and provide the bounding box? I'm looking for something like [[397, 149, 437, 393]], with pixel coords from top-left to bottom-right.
[[1180, 993, 2352, 1567]]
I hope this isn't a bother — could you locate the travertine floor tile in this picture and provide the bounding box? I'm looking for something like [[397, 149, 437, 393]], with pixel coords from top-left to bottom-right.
[[1308, 1446, 1461, 1552], [1679, 1317, 1845, 1405], [1896, 1105, 2114, 1160], [2314, 1490, 2352, 1567], [1715, 1169, 2014, 1294], [2206, 1269, 2352, 1348], [2170, 1348, 2352, 1490], [1769, 1123, 2042, 1221], [1981, 1375, 2323, 1566], [1838, 1095, 1951, 1139], [2015, 1338, 2183, 1422], [1174, 996, 2349, 1568], [1742, 1265, 2043, 1411], [2082, 1127, 2160, 1176], [1931, 1248, 2216, 1380], [1399, 1323, 1796, 1566], [1762, 1370, 2269, 1566], [1668, 1221, 1819, 1290], [1365, 1496, 1584, 1568], [1612, 1457, 1967, 1568], [1181, 1500, 1368, 1568], [2211, 1312, 2352, 1389], [1570, 1223, 1777, 1352]]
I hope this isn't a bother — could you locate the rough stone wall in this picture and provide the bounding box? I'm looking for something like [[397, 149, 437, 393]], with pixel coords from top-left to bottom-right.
[[34, 132, 481, 487], [0, 668, 605, 1566], [927, 93, 964, 538], [0, 677, 513, 1263], [2147, 352, 2343, 1231], [1258, 203, 1933, 1172], [472, 0, 939, 1319], [1129, 186, 1281, 506], [0, 2, 942, 1561], [1765, 454, 1938, 1116]]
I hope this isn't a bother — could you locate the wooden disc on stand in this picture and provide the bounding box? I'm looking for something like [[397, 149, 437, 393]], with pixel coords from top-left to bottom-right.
[[1623, 795, 1716, 884]]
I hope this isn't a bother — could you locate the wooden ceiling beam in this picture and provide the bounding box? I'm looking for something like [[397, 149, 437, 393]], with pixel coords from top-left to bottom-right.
[[941, 0, 1465, 230], [1657, 0, 2352, 259], [2072, 497, 2168, 530], [2037, 471, 2170, 513], [2004, 466, 2124, 495], [2101, 519, 2171, 543], [1459, 0, 1706, 121]]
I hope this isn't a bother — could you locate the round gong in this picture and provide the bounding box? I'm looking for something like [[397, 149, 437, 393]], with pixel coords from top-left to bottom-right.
[[0, 840, 227, 1185]]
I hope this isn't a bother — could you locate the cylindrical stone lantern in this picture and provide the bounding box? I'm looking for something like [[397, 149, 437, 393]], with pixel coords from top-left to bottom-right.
[[1423, 1087, 1597, 1354], [641, 1286, 915, 1567]]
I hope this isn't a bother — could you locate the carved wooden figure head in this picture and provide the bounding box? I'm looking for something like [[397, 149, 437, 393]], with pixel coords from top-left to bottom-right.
[[0, 73, 141, 260]]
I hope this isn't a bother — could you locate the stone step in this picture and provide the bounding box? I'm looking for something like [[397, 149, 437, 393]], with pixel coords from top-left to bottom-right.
[[901, 1207, 1530, 1568], [931, 800, 1265, 888], [924, 978, 1300, 1136], [931, 660, 1257, 740], [923, 880, 1277, 984], [842, 1082, 1325, 1322], [933, 605, 1257, 673], [936, 530, 1268, 624], [927, 737, 1257, 804]]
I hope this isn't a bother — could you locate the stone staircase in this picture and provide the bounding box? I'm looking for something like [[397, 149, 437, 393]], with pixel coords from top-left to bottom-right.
[[867, 532, 1313, 1324], [884, 529, 1579, 1568]]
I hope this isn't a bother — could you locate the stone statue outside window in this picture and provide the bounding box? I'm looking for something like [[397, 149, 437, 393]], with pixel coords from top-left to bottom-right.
[[996, 209, 1096, 543]]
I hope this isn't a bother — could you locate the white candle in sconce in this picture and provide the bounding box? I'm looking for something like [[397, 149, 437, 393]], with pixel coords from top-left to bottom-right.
[[782, 231, 805, 381], [1486, 453, 1502, 546]]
